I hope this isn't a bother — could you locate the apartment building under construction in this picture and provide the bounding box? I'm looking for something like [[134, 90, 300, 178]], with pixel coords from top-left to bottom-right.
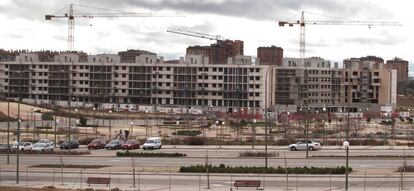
[[0, 49, 397, 114]]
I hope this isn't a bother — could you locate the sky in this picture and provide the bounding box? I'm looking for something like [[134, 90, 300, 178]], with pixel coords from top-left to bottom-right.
[[0, 0, 413, 75]]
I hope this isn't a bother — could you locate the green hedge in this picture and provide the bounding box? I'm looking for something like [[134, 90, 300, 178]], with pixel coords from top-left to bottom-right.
[[173, 130, 202, 136], [117, 151, 186, 157], [180, 164, 351, 174]]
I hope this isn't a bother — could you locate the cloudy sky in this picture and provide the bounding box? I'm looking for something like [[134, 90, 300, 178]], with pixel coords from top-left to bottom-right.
[[0, 0, 413, 74]]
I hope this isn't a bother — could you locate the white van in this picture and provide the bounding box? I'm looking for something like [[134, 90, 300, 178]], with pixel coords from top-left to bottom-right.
[[143, 137, 162, 150]]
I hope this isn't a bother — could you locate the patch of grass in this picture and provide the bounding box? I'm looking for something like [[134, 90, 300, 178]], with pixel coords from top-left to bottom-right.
[[117, 151, 186, 157], [180, 164, 351, 174], [30, 164, 107, 169]]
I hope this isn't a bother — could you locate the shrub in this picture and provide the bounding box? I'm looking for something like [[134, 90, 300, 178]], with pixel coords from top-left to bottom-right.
[[179, 164, 351, 174], [185, 137, 206, 145], [239, 151, 279, 157], [398, 165, 414, 172], [117, 151, 186, 157], [173, 130, 202, 136], [79, 116, 88, 126]]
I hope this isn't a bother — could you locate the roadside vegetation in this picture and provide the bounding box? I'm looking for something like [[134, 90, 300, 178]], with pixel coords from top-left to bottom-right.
[[117, 151, 186, 157], [180, 164, 351, 174]]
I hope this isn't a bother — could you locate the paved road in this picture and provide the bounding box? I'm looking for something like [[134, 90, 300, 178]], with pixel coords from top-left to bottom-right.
[[0, 153, 408, 170], [1, 170, 413, 191]]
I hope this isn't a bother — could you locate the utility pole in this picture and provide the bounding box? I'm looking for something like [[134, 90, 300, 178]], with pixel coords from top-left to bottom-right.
[[7, 100, 10, 164]]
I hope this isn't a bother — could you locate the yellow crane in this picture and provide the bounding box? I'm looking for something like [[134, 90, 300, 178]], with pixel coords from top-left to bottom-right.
[[279, 11, 401, 66], [46, 3, 183, 50]]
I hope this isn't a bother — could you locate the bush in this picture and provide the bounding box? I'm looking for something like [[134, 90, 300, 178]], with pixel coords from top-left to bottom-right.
[[117, 151, 186, 157], [79, 116, 88, 126], [185, 137, 207, 145], [179, 164, 351, 174], [239, 151, 279, 157], [398, 165, 414, 172], [173, 130, 202, 136]]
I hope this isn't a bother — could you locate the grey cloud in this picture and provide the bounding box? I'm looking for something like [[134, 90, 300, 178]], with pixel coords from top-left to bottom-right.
[[85, 0, 395, 21]]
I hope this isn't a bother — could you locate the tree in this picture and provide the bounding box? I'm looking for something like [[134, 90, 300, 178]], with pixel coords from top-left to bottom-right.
[[79, 116, 87, 126]]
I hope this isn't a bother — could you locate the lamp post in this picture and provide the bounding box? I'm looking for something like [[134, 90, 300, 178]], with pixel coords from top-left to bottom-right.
[[145, 110, 149, 138], [109, 109, 112, 139], [264, 66, 272, 169], [54, 118, 59, 148], [130, 121, 134, 136], [322, 107, 327, 146], [92, 107, 97, 138], [252, 119, 256, 149], [7, 99, 10, 164], [343, 140, 350, 190]]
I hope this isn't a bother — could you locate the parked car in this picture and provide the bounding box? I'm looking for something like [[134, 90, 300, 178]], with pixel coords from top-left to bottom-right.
[[105, 140, 124, 150], [0, 144, 11, 151], [122, 140, 140, 150], [60, 140, 80, 150], [88, 139, 107, 150], [32, 143, 54, 152], [143, 137, 162, 150], [289, 140, 322, 151], [37, 139, 54, 147], [12, 142, 33, 151]]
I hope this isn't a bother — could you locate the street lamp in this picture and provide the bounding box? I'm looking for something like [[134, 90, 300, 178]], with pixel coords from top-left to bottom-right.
[[92, 107, 97, 138], [343, 140, 350, 191], [252, 119, 256, 149], [145, 110, 149, 138], [109, 109, 112, 139], [322, 107, 327, 146], [54, 118, 59, 148]]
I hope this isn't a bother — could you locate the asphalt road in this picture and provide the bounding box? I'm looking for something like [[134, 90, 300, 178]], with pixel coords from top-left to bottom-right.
[[1, 146, 411, 170], [1, 170, 412, 191]]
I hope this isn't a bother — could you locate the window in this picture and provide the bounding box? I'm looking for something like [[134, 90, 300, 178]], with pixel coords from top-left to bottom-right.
[[80, 66, 84, 69], [122, 81, 126, 85], [122, 74, 126, 78], [115, 66, 119, 70], [122, 66, 126, 70], [115, 82, 118, 85]]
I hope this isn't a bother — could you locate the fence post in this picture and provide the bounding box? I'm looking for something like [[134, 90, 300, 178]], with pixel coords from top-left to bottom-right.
[[52, 168, 55, 187], [329, 170, 332, 191], [169, 171, 171, 191], [25, 168, 28, 189], [364, 168, 366, 191], [80, 168, 83, 190], [60, 153, 63, 185], [296, 170, 298, 191]]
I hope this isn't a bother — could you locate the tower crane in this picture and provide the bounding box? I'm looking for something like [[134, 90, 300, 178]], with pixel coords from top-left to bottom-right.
[[278, 11, 401, 66], [46, 4, 184, 51], [166, 28, 228, 41]]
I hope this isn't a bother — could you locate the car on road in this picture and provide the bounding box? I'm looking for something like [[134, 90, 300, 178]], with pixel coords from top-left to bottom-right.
[[12, 142, 33, 151], [0, 144, 11, 151], [32, 143, 54, 152], [289, 140, 322, 151], [37, 139, 54, 147], [143, 137, 162, 150], [88, 138, 107, 150], [122, 140, 140, 150], [105, 140, 124, 150], [60, 140, 80, 150]]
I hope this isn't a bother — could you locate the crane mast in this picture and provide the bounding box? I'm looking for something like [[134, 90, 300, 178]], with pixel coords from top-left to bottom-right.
[[279, 11, 401, 67]]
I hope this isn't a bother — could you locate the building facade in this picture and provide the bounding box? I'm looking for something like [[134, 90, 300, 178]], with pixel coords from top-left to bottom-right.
[[0, 50, 270, 114], [257, 46, 283, 66], [0, 50, 397, 114]]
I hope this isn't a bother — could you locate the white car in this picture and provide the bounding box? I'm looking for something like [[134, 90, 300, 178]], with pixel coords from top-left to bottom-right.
[[12, 142, 33, 151], [143, 137, 162, 150], [32, 143, 54, 152], [289, 140, 322, 151], [37, 139, 54, 147]]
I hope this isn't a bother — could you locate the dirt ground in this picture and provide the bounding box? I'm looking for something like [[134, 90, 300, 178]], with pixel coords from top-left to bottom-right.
[[0, 101, 51, 120]]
